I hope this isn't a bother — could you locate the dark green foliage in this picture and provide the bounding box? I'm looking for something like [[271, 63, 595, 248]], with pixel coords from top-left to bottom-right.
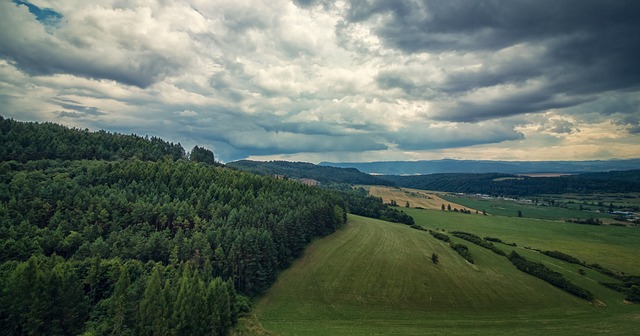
[[429, 230, 451, 243], [138, 266, 168, 336], [589, 263, 625, 280], [565, 218, 603, 225], [627, 285, 640, 303], [601, 276, 640, 302], [0, 116, 185, 162], [450, 243, 474, 264], [2, 255, 89, 336], [381, 171, 640, 196], [451, 231, 506, 256], [410, 224, 426, 231], [0, 118, 351, 335], [508, 251, 594, 301], [189, 146, 216, 165], [541, 251, 584, 265], [484, 237, 503, 243]]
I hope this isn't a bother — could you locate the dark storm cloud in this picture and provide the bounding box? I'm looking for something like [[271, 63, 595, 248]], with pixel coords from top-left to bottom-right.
[[352, 0, 640, 122], [376, 72, 416, 93], [616, 116, 640, 135], [165, 106, 389, 160], [439, 91, 593, 123], [389, 123, 524, 151], [347, 0, 640, 53]]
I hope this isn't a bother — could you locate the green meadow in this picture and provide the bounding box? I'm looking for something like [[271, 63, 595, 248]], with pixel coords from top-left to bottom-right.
[[246, 211, 640, 335], [439, 194, 616, 221]]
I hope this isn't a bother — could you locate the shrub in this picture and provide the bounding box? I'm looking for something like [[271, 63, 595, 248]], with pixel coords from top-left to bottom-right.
[[450, 243, 474, 264], [508, 251, 594, 301], [451, 231, 506, 256], [541, 251, 584, 266], [429, 230, 450, 243]]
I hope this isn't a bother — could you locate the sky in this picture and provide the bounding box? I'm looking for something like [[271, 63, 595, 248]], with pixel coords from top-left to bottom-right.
[[1, 0, 640, 163]]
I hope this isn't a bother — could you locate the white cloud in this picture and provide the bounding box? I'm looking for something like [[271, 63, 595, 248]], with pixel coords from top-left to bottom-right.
[[1, 0, 639, 162]]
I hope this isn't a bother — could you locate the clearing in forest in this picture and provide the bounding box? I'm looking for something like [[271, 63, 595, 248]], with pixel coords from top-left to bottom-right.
[[366, 185, 475, 211]]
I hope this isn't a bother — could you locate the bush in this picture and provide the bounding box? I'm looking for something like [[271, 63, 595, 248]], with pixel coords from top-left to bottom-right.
[[541, 251, 584, 266], [429, 230, 450, 243], [450, 243, 474, 264], [626, 285, 640, 303], [508, 251, 594, 301], [451, 231, 506, 256]]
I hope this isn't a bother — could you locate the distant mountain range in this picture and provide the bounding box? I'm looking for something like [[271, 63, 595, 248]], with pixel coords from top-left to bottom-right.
[[320, 159, 640, 175]]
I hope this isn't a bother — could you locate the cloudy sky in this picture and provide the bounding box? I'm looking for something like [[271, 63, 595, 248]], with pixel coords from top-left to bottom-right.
[[1, 0, 640, 163]]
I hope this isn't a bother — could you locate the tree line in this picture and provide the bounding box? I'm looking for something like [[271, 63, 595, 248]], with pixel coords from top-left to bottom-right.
[[381, 171, 640, 196], [0, 116, 186, 162]]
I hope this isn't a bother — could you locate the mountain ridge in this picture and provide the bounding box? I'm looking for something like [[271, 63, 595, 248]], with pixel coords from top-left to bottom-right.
[[320, 158, 640, 175]]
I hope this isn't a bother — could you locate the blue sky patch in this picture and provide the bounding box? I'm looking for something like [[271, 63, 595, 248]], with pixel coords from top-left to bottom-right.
[[13, 0, 62, 26]]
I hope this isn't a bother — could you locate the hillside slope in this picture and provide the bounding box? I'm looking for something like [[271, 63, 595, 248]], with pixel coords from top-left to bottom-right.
[[251, 214, 640, 335]]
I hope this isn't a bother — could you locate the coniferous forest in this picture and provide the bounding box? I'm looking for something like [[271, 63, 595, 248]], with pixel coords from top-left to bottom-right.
[[0, 117, 357, 335]]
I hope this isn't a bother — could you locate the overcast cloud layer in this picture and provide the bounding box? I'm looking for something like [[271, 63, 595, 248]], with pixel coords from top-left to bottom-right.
[[1, 0, 639, 162]]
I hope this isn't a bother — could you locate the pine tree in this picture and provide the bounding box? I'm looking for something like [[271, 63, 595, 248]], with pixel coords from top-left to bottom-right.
[[172, 263, 208, 335], [48, 263, 89, 335], [138, 265, 168, 336], [109, 266, 134, 336], [206, 277, 232, 335]]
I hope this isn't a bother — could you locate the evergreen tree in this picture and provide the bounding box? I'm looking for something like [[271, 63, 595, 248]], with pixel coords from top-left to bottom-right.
[[190, 146, 216, 165], [206, 277, 232, 335], [47, 263, 89, 335], [172, 264, 208, 336], [138, 265, 168, 336], [109, 266, 134, 336]]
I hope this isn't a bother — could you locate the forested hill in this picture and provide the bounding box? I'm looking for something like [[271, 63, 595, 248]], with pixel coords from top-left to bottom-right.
[[227, 160, 393, 186], [0, 116, 185, 162], [381, 170, 640, 196], [0, 118, 344, 335], [0, 117, 412, 335]]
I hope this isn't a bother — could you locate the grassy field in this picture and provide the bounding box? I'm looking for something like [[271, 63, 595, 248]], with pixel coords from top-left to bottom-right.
[[440, 194, 617, 221], [406, 208, 640, 274], [245, 213, 640, 335], [541, 193, 640, 212]]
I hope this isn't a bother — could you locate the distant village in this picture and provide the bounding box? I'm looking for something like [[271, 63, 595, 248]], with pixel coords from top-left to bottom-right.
[[455, 193, 640, 224]]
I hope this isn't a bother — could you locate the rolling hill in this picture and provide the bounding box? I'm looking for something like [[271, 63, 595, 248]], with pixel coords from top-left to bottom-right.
[[247, 212, 640, 335]]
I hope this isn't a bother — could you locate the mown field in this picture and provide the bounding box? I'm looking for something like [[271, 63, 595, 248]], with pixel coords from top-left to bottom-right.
[[365, 185, 473, 211], [244, 212, 640, 335]]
